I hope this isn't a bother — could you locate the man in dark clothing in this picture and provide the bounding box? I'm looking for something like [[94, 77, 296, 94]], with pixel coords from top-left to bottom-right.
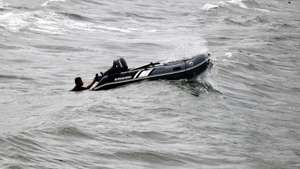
[[71, 74, 98, 91], [71, 58, 128, 91]]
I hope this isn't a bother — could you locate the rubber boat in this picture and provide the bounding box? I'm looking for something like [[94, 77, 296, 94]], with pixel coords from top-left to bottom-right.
[[92, 53, 211, 90]]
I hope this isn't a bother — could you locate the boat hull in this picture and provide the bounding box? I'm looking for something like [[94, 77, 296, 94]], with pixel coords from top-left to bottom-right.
[[92, 54, 211, 90]]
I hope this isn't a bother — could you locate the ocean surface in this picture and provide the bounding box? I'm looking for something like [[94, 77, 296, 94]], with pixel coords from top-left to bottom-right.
[[0, 0, 299, 168]]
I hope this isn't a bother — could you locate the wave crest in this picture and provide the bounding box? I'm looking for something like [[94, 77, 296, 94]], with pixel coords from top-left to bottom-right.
[[202, 0, 269, 12], [41, 0, 66, 7], [202, 0, 248, 11], [114, 150, 185, 165], [54, 126, 94, 139]]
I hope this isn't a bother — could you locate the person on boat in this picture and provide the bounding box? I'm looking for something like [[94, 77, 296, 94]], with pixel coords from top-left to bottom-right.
[[71, 74, 99, 91], [71, 58, 128, 91]]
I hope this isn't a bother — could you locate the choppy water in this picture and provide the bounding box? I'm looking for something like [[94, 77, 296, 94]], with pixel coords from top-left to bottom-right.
[[0, 0, 300, 168]]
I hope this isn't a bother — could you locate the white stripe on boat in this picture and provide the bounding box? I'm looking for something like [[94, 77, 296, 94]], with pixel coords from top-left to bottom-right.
[[138, 69, 153, 78], [133, 70, 142, 78]]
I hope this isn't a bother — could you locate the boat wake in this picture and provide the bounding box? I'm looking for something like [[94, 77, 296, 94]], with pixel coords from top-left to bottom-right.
[[171, 78, 221, 97]]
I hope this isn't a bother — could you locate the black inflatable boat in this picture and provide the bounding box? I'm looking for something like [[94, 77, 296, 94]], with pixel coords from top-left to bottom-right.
[[92, 53, 211, 90]]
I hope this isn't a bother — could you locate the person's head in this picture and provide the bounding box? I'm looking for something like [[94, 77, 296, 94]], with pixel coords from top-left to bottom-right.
[[74, 77, 83, 87]]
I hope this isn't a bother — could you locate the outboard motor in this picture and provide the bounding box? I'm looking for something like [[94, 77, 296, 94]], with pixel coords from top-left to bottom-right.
[[117, 57, 128, 72], [103, 57, 128, 76]]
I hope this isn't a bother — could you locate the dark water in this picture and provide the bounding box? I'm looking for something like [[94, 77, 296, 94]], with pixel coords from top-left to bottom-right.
[[0, 0, 300, 168]]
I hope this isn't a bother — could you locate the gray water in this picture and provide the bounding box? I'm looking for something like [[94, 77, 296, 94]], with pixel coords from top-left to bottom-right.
[[0, 0, 300, 168]]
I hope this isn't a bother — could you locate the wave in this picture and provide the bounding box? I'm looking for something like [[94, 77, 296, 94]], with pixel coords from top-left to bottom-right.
[[0, 1, 9, 9], [0, 12, 32, 32], [114, 150, 185, 165], [202, 4, 219, 11], [4, 165, 24, 169], [0, 74, 34, 81], [224, 18, 248, 26], [228, 0, 249, 8], [41, 0, 66, 7], [224, 16, 269, 26], [202, 0, 269, 12], [0, 9, 132, 34], [202, 0, 248, 11], [172, 79, 221, 97], [272, 23, 297, 29], [95, 25, 132, 33], [7, 135, 43, 150], [32, 44, 90, 52], [52, 126, 94, 139], [0, 44, 21, 50], [82, 0, 106, 6], [125, 12, 166, 20], [271, 34, 300, 41], [58, 12, 92, 22], [129, 131, 177, 142]]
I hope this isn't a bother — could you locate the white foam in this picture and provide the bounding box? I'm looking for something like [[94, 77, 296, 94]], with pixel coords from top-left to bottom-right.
[[42, 0, 66, 7], [0, 12, 32, 32], [31, 18, 63, 34], [0, 7, 139, 34], [225, 52, 233, 58], [32, 10, 133, 34], [29, 26, 63, 35], [95, 25, 131, 33], [254, 8, 270, 13], [59, 17, 91, 32], [227, 0, 248, 9], [32, 12, 97, 34], [202, 0, 249, 11], [0, 10, 64, 33], [202, 3, 219, 11], [147, 29, 158, 33], [27, 11, 64, 34]]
